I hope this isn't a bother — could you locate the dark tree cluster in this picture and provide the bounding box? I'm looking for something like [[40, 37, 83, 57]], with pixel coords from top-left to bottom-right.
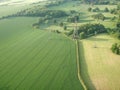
[[107, 28, 120, 40], [77, 24, 106, 38], [95, 1, 110, 5], [111, 43, 120, 55], [92, 7, 100, 12], [15, 9, 68, 18], [51, 30, 61, 34], [110, 9, 118, 14], [31, 9, 68, 28], [104, 7, 109, 12], [82, 0, 115, 5], [110, 4, 120, 15], [88, 7, 109, 12], [92, 13, 106, 21], [66, 23, 106, 37], [0, 6, 68, 20]]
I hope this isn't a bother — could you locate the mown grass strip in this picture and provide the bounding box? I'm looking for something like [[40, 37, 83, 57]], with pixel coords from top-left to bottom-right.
[[76, 40, 87, 90]]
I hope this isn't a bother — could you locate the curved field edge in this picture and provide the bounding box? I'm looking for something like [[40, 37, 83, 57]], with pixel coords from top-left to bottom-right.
[[0, 18, 84, 90]]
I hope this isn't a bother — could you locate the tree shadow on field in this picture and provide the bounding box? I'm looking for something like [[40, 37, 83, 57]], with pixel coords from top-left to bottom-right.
[[79, 42, 96, 90], [87, 37, 110, 41], [80, 19, 94, 23]]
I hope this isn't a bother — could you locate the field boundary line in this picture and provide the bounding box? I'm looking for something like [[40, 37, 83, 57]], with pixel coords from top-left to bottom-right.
[[76, 40, 87, 90], [62, 34, 74, 41]]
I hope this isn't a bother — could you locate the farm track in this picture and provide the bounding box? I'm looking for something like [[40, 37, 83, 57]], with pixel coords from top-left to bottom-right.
[[76, 40, 87, 90]]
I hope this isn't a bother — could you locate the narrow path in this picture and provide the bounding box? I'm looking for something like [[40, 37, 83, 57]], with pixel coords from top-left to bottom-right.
[[76, 40, 87, 90]]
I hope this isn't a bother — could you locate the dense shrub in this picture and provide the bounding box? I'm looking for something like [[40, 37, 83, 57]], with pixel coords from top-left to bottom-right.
[[104, 7, 109, 12], [111, 43, 120, 55], [92, 13, 105, 21]]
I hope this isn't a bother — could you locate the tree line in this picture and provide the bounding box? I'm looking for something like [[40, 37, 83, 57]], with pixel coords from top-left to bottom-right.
[[66, 23, 106, 39], [82, 0, 116, 5]]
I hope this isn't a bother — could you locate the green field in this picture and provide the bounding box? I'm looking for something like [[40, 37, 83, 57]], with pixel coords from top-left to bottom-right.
[[0, 0, 120, 90], [0, 18, 84, 90], [79, 34, 120, 90]]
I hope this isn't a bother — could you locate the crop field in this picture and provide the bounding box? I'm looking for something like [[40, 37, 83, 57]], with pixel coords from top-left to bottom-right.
[[0, 0, 120, 90], [0, 17, 84, 90], [79, 34, 120, 90]]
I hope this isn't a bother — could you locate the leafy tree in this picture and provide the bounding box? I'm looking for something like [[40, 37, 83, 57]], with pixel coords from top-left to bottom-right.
[[116, 21, 120, 28], [59, 22, 64, 27], [53, 19, 57, 24], [64, 26, 67, 30], [92, 13, 105, 21], [79, 32, 86, 39], [110, 9, 117, 14], [111, 43, 120, 55], [104, 7, 109, 12], [111, 16, 116, 21], [92, 7, 100, 12], [88, 7, 92, 12]]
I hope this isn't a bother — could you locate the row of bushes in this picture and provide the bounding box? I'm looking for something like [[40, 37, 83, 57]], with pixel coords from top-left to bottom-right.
[[0, 5, 68, 20], [82, 0, 116, 5], [88, 7, 109, 12]]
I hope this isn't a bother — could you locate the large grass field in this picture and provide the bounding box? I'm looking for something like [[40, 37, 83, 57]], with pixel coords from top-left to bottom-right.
[[79, 34, 120, 90], [0, 18, 84, 90], [0, 0, 120, 90]]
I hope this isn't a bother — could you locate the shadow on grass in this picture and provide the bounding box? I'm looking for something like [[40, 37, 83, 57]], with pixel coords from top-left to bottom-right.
[[87, 37, 110, 41], [79, 41, 96, 90], [80, 19, 94, 23]]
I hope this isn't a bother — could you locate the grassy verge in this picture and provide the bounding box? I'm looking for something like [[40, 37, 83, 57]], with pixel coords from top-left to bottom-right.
[[76, 40, 87, 90]]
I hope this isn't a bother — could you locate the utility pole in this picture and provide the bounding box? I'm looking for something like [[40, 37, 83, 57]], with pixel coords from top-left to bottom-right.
[[73, 19, 79, 39], [94, 31, 97, 48]]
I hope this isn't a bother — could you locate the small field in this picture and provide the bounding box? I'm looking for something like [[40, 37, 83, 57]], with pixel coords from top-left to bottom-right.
[[79, 34, 120, 90]]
